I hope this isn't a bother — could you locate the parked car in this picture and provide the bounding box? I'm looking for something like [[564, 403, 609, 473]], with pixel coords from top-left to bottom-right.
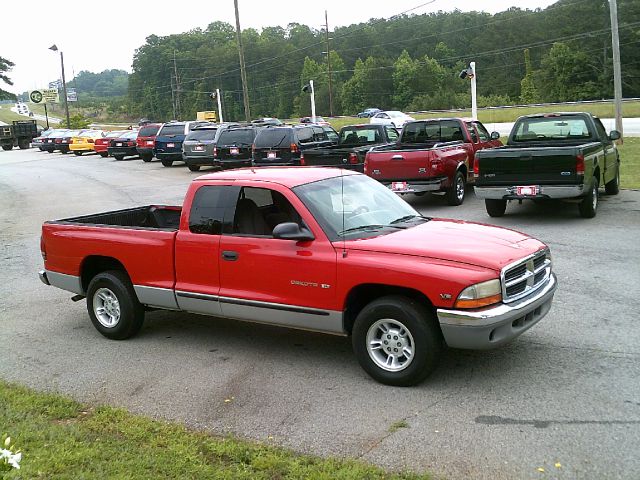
[[135, 123, 162, 162], [31, 128, 55, 151], [300, 116, 331, 126], [155, 121, 209, 167], [251, 117, 283, 126], [364, 118, 501, 205], [107, 131, 140, 160], [301, 124, 399, 172], [252, 125, 335, 166], [39, 167, 557, 387], [357, 108, 382, 118], [55, 130, 86, 154], [474, 112, 621, 218], [94, 131, 128, 158], [40, 129, 70, 153], [69, 130, 105, 156], [212, 125, 260, 170], [370, 111, 415, 129]]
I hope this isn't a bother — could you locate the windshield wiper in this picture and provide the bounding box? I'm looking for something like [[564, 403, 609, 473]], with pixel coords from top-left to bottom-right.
[[338, 224, 406, 236], [390, 214, 431, 224]]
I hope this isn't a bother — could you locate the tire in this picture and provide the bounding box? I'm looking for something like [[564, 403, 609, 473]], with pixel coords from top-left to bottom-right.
[[114, 154, 125, 161], [86, 270, 145, 340], [1, 145, 12, 151], [141, 153, 153, 162], [414, 192, 427, 197], [18, 139, 30, 149], [74, 151, 82, 156], [578, 176, 598, 218], [604, 165, 620, 195], [187, 164, 201, 172], [445, 171, 466, 206], [485, 199, 507, 217], [352, 295, 442, 386], [99, 152, 109, 158], [161, 159, 173, 167]]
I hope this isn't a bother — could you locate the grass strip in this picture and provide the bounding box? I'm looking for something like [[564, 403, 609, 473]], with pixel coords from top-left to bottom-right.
[[0, 380, 430, 480]]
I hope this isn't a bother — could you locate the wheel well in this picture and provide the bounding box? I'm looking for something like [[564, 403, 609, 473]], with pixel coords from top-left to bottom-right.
[[458, 163, 468, 179], [80, 256, 127, 292], [343, 284, 435, 335], [594, 166, 601, 183]]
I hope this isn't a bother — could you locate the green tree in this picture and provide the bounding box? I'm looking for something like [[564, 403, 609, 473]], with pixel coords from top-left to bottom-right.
[[0, 56, 16, 101], [520, 49, 538, 104]]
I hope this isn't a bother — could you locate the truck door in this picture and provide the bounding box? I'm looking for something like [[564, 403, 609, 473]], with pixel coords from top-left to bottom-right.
[[174, 185, 236, 316], [593, 118, 618, 185], [217, 185, 340, 334]]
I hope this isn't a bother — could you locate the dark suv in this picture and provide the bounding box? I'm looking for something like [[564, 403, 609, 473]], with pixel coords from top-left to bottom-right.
[[214, 125, 259, 170], [252, 125, 335, 166]]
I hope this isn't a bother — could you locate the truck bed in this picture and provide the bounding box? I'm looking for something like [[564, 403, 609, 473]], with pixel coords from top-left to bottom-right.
[[52, 205, 182, 230]]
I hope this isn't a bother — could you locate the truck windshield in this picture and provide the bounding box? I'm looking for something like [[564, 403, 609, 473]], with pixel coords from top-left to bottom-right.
[[294, 174, 423, 241], [512, 117, 593, 142]]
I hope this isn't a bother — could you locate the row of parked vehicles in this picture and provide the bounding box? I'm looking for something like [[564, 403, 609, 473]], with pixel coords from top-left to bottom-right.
[[30, 111, 621, 218]]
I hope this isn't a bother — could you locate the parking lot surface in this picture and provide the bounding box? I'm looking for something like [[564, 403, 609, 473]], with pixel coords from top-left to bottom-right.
[[1, 149, 639, 479]]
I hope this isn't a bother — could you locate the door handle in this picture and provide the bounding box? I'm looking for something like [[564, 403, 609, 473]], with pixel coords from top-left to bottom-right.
[[391, 154, 404, 160], [222, 250, 239, 261]]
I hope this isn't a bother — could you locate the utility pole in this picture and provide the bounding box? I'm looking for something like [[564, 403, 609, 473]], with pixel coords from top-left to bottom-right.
[[173, 50, 181, 120], [609, 0, 623, 140], [310, 80, 316, 123], [48, 45, 70, 128], [325, 10, 334, 117], [234, 0, 251, 122], [170, 75, 176, 120]]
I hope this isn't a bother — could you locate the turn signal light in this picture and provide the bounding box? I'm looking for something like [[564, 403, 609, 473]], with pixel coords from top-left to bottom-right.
[[454, 279, 502, 309], [290, 143, 299, 153]]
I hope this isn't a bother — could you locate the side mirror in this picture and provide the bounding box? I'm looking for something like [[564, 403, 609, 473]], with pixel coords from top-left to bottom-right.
[[272, 222, 315, 242], [609, 130, 621, 141], [490, 131, 500, 140]]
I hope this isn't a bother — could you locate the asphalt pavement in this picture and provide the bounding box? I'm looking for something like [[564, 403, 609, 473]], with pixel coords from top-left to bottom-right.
[[0, 148, 639, 479]]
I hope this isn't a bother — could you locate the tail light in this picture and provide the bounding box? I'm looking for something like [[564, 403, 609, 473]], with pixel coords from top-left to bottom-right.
[[348, 153, 358, 164], [128, 141, 136, 147], [300, 153, 305, 165], [290, 143, 299, 154], [40, 235, 46, 261], [146, 140, 154, 146], [473, 154, 480, 178], [364, 153, 370, 175], [576, 154, 585, 176], [213, 146, 218, 157], [137, 138, 143, 147]]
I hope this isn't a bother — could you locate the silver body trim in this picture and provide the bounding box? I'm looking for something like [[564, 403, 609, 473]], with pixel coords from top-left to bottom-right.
[[474, 185, 587, 200], [437, 273, 557, 349], [45, 271, 83, 295], [134, 285, 179, 310], [175, 290, 223, 317]]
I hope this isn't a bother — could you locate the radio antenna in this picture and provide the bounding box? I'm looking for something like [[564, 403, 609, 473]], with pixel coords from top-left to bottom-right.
[[341, 168, 347, 258]]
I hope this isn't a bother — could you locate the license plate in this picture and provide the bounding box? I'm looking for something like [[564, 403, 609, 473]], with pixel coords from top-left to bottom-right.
[[230, 147, 239, 155], [146, 140, 154, 146], [194, 145, 205, 151], [267, 151, 277, 159], [391, 181, 412, 192], [116, 142, 122, 146], [516, 185, 538, 196], [167, 143, 175, 148]]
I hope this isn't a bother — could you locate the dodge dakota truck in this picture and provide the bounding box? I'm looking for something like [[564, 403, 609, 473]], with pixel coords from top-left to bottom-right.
[[40, 167, 556, 386], [364, 118, 501, 205], [474, 112, 621, 218], [300, 124, 399, 172]]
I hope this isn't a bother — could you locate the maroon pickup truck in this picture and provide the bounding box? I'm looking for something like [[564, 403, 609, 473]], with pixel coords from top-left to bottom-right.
[[365, 118, 501, 205]]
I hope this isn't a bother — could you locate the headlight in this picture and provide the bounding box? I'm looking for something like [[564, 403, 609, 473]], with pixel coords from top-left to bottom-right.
[[454, 279, 502, 309]]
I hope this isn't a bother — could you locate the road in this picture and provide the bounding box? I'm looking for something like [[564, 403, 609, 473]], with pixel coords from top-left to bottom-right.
[[0, 149, 639, 479]]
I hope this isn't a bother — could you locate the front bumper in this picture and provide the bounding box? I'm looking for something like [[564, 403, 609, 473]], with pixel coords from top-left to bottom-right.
[[437, 273, 557, 349], [39, 270, 50, 286], [475, 185, 587, 200]]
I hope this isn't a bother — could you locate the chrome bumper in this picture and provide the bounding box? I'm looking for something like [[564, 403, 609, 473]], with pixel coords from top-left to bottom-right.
[[437, 273, 557, 349], [383, 178, 444, 194], [474, 185, 586, 200], [38, 270, 50, 286]]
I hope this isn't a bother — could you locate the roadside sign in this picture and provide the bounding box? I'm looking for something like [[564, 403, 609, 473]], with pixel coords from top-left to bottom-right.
[[28, 89, 60, 104], [67, 88, 77, 102]]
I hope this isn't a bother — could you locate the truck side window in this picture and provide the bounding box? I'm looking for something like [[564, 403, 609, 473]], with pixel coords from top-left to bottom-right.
[[189, 186, 229, 235], [231, 187, 302, 237], [465, 122, 479, 143], [593, 118, 610, 142], [473, 122, 490, 142], [386, 127, 399, 141]]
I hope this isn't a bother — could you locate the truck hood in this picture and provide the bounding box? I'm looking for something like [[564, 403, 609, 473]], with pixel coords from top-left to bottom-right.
[[340, 218, 546, 272]]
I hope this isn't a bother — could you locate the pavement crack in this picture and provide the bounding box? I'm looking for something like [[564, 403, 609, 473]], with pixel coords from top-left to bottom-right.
[[475, 415, 640, 429]]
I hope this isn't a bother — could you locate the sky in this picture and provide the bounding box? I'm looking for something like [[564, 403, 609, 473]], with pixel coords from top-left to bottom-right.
[[2, 0, 558, 95]]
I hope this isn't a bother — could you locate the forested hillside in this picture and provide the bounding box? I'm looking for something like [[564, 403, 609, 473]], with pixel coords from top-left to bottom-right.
[[127, 0, 639, 121], [73, 69, 128, 98]]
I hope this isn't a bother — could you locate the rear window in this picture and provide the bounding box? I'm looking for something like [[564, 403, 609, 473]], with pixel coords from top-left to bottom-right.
[[296, 127, 314, 144], [186, 129, 218, 141], [123, 131, 139, 139], [340, 127, 382, 144], [217, 129, 256, 146], [254, 129, 293, 148], [158, 124, 185, 136], [512, 117, 593, 142], [402, 121, 464, 144], [139, 125, 160, 137]]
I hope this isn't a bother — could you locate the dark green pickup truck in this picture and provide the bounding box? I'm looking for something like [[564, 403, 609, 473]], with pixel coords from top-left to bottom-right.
[[474, 112, 621, 218]]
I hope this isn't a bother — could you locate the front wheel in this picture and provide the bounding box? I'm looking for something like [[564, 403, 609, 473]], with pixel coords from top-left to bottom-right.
[[446, 171, 466, 206], [161, 159, 173, 167], [86, 270, 145, 340], [485, 199, 507, 217], [605, 166, 620, 195], [352, 295, 442, 386], [578, 176, 598, 218]]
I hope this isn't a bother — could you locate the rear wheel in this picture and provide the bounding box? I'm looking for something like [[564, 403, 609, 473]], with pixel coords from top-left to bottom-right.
[[352, 295, 442, 386], [161, 159, 174, 167], [187, 164, 201, 172], [1, 145, 12, 151], [114, 154, 124, 161], [86, 270, 145, 340], [18, 139, 30, 149], [99, 151, 109, 158], [445, 171, 466, 206], [74, 151, 82, 156], [604, 166, 620, 195], [578, 176, 598, 218], [485, 199, 507, 217], [141, 153, 153, 162]]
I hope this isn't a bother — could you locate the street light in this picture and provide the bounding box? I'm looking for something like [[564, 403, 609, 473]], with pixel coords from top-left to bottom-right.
[[48, 44, 71, 128], [302, 80, 316, 123], [459, 62, 477, 120]]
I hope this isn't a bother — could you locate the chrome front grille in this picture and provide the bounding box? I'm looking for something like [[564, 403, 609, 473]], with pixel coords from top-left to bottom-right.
[[501, 249, 551, 303]]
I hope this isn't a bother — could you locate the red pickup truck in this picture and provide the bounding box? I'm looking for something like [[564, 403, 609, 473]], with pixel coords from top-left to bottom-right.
[[364, 118, 502, 205], [39, 167, 556, 386]]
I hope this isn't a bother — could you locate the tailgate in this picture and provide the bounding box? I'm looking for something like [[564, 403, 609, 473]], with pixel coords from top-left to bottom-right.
[[365, 149, 438, 180], [477, 147, 580, 185]]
